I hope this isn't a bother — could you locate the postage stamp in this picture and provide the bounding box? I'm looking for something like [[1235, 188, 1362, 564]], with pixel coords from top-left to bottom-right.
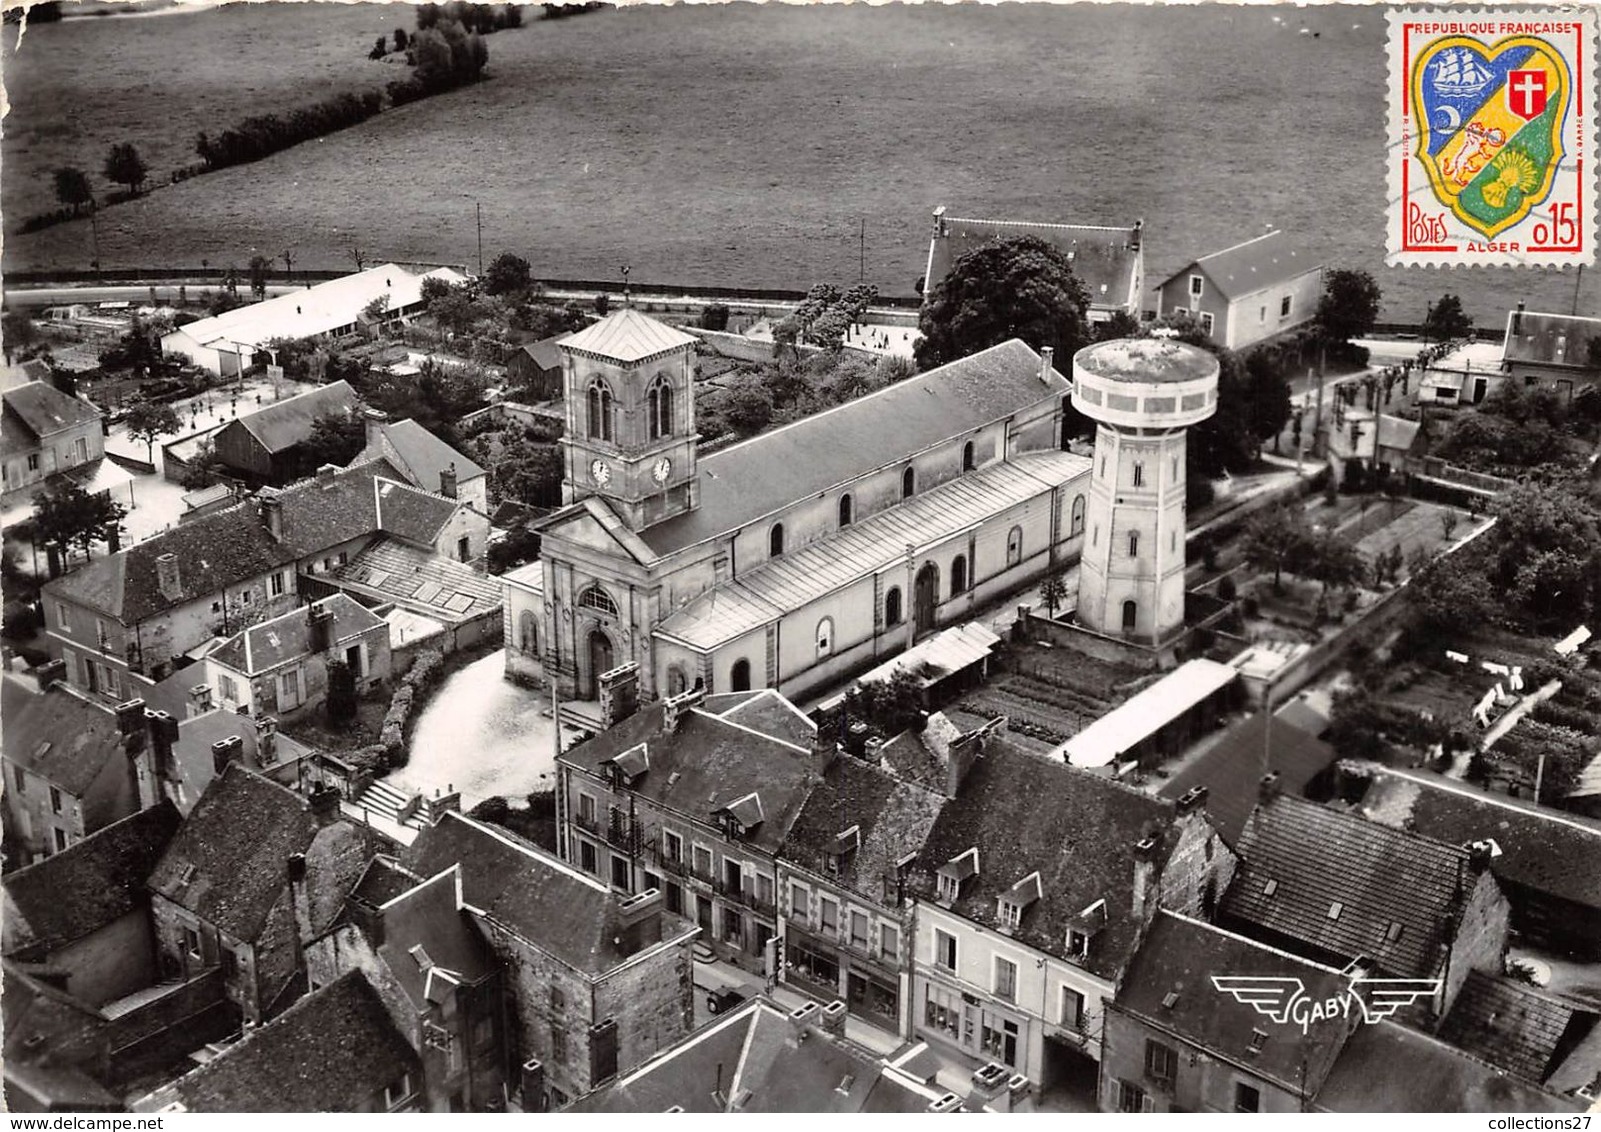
[[1387, 8, 1598, 267]]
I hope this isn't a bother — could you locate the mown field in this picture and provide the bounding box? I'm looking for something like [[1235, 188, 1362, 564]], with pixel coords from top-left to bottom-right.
[[3, 2, 1586, 325]]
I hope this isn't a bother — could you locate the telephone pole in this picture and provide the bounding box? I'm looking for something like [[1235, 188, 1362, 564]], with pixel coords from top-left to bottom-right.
[[475, 201, 484, 276], [859, 218, 865, 285]]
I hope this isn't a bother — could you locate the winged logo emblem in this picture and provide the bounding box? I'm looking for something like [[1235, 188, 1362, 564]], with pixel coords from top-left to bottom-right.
[[1212, 975, 1441, 1034]]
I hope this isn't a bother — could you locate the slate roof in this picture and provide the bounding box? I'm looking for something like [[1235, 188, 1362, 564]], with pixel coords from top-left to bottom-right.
[[717, 689, 817, 751], [1158, 712, 1337, 846], [1223, 794, 1476, 978], [149, 971, 418, 1112], [404, 812, 683, 974], [1316, 1021, 1583, 1113], [349, 856, 425, 908], [924, 215, 1142, 312], [328, 537, 500, 622], [209, 593, 385, 675], [560, 698, 819, 858], [2, 682, 126, 797], [1357, 768, 1601, 913], [372, 867, 495, 1013], [359, 418, 485, 494], [148, 764, 318, 941], [273, 458, 404, 553], [518, 336, 564, 371], [560, 308, 699, 364], [913, 736, 1182, 979], [3, 802, 182, 958], [1502, 311, 1601, 371], [229, 381, 360, 454], [1116, 912, 1354, 1094], [1438, 970, 1597, 1085], [1160, 231, 1320, 301], [374, 476, 458, 546], [2, 381, 100, 439], [639, 339, 1068, 555], [44, 498, 299, 623]]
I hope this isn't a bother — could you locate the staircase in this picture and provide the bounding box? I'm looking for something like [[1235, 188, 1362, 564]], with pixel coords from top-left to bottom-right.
[[352, 778, 428, 833]]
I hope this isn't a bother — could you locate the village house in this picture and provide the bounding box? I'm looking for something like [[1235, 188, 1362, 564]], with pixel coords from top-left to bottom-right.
[[506, 336, 566, 401], [922, 207, 1147, 323], [555, 682, 821, 976], [402, 811, 699, 1110], [0, 379, 128, 513], [353, 410, 488, 516], [205, 593, 391, 719], [1219, 789, 1511, 1024], [1437, 969, 1601, 1097], [2, 963, 125, 1112], [1500, 306, 1601, 402], [305, 858, 509, 1111], [202, 380, 361, 487], [1152, 230, 1321, 351], [909, 736, 1234, 1098]]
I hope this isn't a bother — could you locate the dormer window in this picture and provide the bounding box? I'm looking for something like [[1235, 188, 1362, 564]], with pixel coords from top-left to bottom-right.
[[996, 871, 1042, 932], [935, 847, 979, 904], [603, 742, 649, 788], [716, 792, 764, 840], [1067, 930, 1090, 958], [828, 825, 860, 876]]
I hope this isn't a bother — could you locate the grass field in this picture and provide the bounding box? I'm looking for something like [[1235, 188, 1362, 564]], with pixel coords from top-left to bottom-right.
[[3, 3, 1587, 326]]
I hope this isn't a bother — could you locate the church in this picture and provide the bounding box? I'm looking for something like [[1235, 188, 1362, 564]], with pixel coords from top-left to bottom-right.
[[502, 307, 1093, 707]]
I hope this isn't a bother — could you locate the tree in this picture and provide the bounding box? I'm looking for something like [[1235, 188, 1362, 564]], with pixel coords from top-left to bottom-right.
[[32, 480, 127, 574], [3, 311, 38, 362], [1423, 293, 1473, 342], [699, 303, 730, 332], [492, 440, 563, 508], [915, 235, 1092, 371], [124, 398, 182, 464], [326, 659, 358, 724], [361, 294, 391, 323], [1038, 572, 1071, 618], [717, 382, 774, 436], [1241, 351, 1293, 452], [429, 288, 481, 337], [1316, 269, 1382, 344], [247, 254, 273, 301], [296, 412, 367, 475], [1300, 528, 1365, 600], [1094, 310, 1143, 342], [1241, 504, 1312, 591], [370, 34, 388, 59], [394, 26, 409, 51], [52, 167, 93, 215], [420, 276, 456, 306], [103, 142, 147, 196], [485, 252, 533, 296]]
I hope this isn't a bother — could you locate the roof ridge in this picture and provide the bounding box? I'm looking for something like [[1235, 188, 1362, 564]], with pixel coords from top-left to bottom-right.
[[445, 812, 611, 894], [1507, 310, 1601, 326], [1267, 793, 1471, 859], [946, 216, 1136, 235], [1157, 908, 1352, 975], [1378, 767, 1601, 837], [1196, 230, 1282, 262], [688, 707, 812, 755]]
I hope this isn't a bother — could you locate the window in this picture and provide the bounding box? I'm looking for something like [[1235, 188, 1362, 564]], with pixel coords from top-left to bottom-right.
[[1070, 495, 1086, 537], [610, 854, 630, 891], [1122, 600, 1138, 633], [937, 873, 959, 904], [1280, 295, 1293, 318], [1260, 305, 1268, 323], [902, 466, 916, 499], [663, 830, 682, 862], [384, 1073, 414, 1111], [647, 375, 674, 440], [27, 453, 40, 472], [220, 946, 238, 979], [934, 929, 957, 971], [1327, 901, 1343, 920], [729, 658, 752, 692], [722, 907, 743, 944], [692, 844, 713, 879], [270, 571, 285, 597], [96, 619, 110, 650], [815, 617, 833, 659], [55, 602, 70, 632], [819, 896, 839, 935], [884, 586, 902, 627], [1200, 311, 1215, 336], [551, 1027, 568, 1062], [1006, 526, 1022, 567], [183, 926, 202, 960], [586, 381, 614, 441], [1145, 1039, 1177, 1086], [838, 494, 853, 528], [457, 536, 471, 562], [578, 792, 597, 826], [1234, 1082, 1262, 1113], [1133, 462, 1144, 487], [49, 785, 63, 814], [578, 585, 618, 616], [54, 827, 69, 853], [790, 881, 808, 917], [962, 440, 975, 471], [769, 523, 785, 558], [11, 766, 24, 795], [1061, 987, 1084, 1029], [723, 858, 743, 895], [578, 840, 598, 874], [994, 956, 1018, 1002], [1116, 1081, 1151, 1113], [999, 900, 1021, 930], [950, 555, 968, 597], [849, 910, 869, 949], [881, 923, 899, 961], [1189, 274, 1204, 298], [1067, 930, 1090, 958], [665, 882, 684, 915], [755, 873, 774, 907]]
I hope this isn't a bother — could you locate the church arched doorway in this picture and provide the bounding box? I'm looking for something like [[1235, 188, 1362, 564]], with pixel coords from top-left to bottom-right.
[[914, 562, 940, 636], [730, 658, 752, 692], [586, 630, 614, 699]]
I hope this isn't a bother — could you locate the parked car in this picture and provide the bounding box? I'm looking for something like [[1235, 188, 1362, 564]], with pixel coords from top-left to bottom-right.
[[706, 984, 745, 1015]]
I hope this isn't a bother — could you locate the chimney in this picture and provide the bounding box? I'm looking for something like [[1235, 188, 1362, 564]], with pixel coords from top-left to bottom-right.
[[307, 603, 335, 653], [612, 887, 663, 955], [863, 736, 885, 763], [308, 782, 341, 825], [1130, 218, 1144, 253], [187, 683, 214, 719], [362, 407, 389, 451], [1040, 346, 1055, 384], [1259, 771, 1282, 805], [820, 1000, 847, 1038], [661, 686, 705, 734], [944, 730, 984, 800], [786, 1001, 820, 1049], [812, 727, 839, 771], [932, 205, 947, 238], [440, 462, 459, 500], [146, 708, 179, 777], [1175, 785, 1208, 816], [1512, 300, 1526, 337], [599, 662, 639, 729], [844, 720, 870, 758], [255, 714, 279, 765], [258, 487, 283, 541], [155, 553, 182, 601], [316, 463, 339, 482], [286, 852, 307, 883], [116, 698, 148, 735], [1132, 833, 1161, 922], [1465, 838, 1500, 873], [211, 734, 244, 775], [520, 1059, 546, 1112]]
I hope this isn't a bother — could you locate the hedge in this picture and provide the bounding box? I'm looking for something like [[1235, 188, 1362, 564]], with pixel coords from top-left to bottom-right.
[[377, 648, 447, 767]]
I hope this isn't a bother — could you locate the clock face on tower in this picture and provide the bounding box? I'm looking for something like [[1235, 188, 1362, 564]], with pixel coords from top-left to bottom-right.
[[589, 458, 612, 487], [652, 456, 672, 485]]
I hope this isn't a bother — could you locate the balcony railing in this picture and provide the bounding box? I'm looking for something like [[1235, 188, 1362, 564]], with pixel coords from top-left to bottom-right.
[[574, 812, 599, 835], [714, 878, 776, 917]]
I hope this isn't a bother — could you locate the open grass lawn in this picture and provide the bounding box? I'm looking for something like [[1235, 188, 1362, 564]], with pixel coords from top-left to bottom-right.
[[4, 4, 1588, 326]]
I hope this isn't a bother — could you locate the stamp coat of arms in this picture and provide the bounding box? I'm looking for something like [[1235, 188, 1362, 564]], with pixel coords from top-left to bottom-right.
[[1388, 9, 1598, 266]]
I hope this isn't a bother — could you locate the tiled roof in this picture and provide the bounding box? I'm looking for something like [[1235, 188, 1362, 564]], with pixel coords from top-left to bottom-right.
[[1438, 970, 1596, 1084], [1357, 767, 1601, 912], [1502, 311, 1601, 370], [1160, 231, 1320, 301], [925, 216, 1142, 311], [327, 537, 500, 622], [349, 856, 424, 908], [210, 593, 385, 675], [360, 418, 484, 493], [1316, 1020, 1583, 1113], [560, 308, 699, 364], [519, 336, 564, 370], [44, 496, 299, 623], [561, 699, 818, 858], [148, 764, 319, 940], [639, 339, 1068, 555], [657, 450, 1088, 648], [371, 866, 494, 1013], [2, 381, 100, 438], [714, 689, 817, 751], [1158, 712, 1337, 846], [1, 403, 33, 453], [404, 813, 681, 974], [230, 381, 361, 455], [1223, 794, 1475, 978], [374, 477, 458, 546], [148, 971, 418, 1112], [273, 458, 403, 554], [913, 736, 1181, 979], [2, 681, 127, 797], [1116, 912, 1354, 1094], [3, 802, 182, 958]]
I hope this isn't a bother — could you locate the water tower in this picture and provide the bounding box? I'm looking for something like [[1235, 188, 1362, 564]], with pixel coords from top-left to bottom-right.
[[1071, 337, 1219, 644]]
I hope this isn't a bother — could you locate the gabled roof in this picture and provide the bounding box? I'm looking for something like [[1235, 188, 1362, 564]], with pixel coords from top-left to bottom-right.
[[1059, 659, 1237, 769], [273, 457, 404, 553], [1223, 794, 1477, 978], [226, 381, 360, 454], [209, 593, 386, 675], [913, 736, 1183, 979], [1158, 712, 1337, 846], [925, 214, 1142, 311], [1502, 310, 1601, 371], [559, 308, 699, 364], [374, 476, 459, 546], [518, 336, 565, 370], [2, 381, 100, 439], [1116, 911, 1354, 1094], [370, 867, 494, 1013], [1, 680, 126, 797], [142, 971, 418, 1112], [358, 417, 485, 493], [639, 339, 1068, 556], [560, 697, 818, 857], [4, 802, 182, 958], [1439, 970, 1597, 1085], [1159, 230, 1320, 301]]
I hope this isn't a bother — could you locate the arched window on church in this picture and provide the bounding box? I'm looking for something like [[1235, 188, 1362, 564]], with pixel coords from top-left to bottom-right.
[[838, 494, 853, 528], [518, 610, 538, 656], [587, 381, 614, 441], [769, 523, 785, 558], [577, 584, 619, 617], [730, 658, 752, 692], [902, 466, 916, 499], [962, 441, 975, 472], [816, 617, 833, 659], [885, 586, 903, 627], [647, 375, 674, 440], [1070, 495, 1086, 537], [951, 554, 968, 597]]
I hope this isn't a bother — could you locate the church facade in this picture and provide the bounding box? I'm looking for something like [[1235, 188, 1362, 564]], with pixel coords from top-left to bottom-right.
[[504, 308, 1094, 705]]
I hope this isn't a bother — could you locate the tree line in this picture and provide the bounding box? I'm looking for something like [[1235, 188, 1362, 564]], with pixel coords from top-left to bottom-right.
[[195, 90, 385, 174]]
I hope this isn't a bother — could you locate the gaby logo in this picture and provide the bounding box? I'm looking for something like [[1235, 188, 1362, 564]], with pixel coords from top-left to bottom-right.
[[1211, 976, 1442, 1035]]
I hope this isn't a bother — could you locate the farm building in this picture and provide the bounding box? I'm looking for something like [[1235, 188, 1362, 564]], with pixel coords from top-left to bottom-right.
[[1500, 307, 1601, 402], [1152, 230, 1321, 351], [506, 336, 565, 400], [208, 380, 361, 486], [159, 263, 468, 377]]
